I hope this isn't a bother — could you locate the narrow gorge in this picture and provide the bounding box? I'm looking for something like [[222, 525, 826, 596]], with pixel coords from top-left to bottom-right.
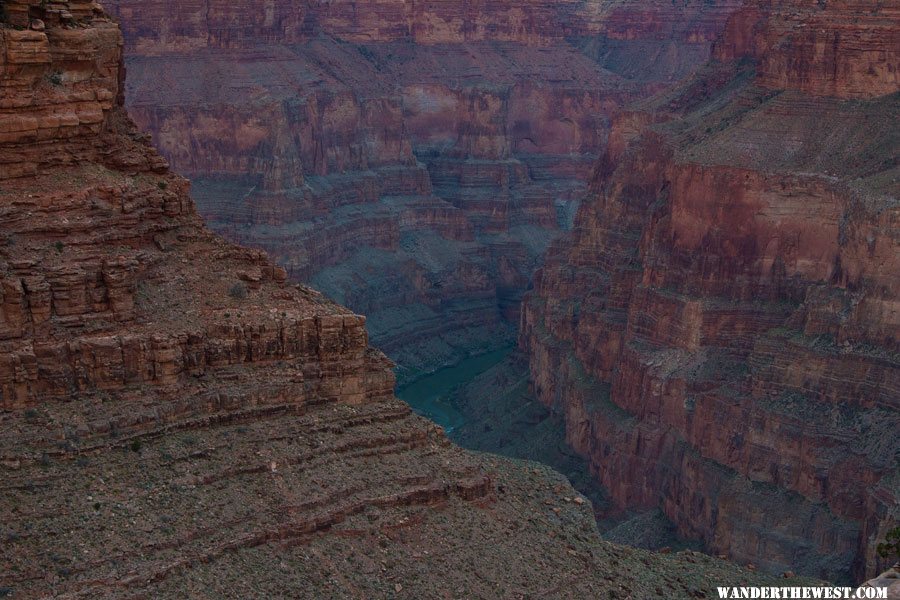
[[97, 0, 899, 586]]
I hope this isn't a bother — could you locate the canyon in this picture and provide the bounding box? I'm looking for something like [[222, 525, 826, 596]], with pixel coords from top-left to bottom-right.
[[1, 0, 897, 596], [0, 1, 801, 597], [102, 0, 745, 381], [522, 0, 900, 585], [99, 0, 899, 585]]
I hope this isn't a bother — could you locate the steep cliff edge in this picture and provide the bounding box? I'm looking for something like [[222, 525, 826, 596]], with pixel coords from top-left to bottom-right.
[[522, 0, 900, 584], [0, 2, 795, 597], [100, 0, 743, 380]]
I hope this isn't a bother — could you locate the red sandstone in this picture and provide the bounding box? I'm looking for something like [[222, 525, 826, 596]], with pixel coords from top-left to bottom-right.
[[522, 0, 900, 583], [0, 2, 801, 598]]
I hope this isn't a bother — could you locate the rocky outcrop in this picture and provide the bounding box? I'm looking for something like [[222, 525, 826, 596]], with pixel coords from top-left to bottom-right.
[[863, 565, 900, 599], [521, 0, 900, 585], [0, 2, 390, 413], [0, 3, 796, 597], [100, 0, 743, 379], [0, 3, 124, 178]]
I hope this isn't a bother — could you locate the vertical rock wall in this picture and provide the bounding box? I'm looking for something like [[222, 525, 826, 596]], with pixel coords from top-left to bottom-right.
[[521, 0, 900, 583]]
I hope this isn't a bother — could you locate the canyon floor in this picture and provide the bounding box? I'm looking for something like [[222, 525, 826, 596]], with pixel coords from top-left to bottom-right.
[[443, 351, 702, 551]]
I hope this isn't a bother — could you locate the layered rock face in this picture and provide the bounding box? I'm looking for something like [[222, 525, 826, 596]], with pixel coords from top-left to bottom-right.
[[104, 0, 742, 51], [101, 0, 742, 379], [0, 3, 795, 597], [522, 0, 900, 584], [0, 0, 392, 417], [714, 0, 900, 98]]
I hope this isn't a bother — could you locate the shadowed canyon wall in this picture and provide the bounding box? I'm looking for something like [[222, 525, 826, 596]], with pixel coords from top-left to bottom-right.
[[0, 2, 805, 597], [102, 0, 744, 380], [521, 0, 899, 584]]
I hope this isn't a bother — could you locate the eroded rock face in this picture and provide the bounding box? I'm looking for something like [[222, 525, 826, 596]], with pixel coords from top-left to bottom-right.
[[0, 3, 391, 413], [100, 0, 742, 379], [521, 0, 900, 584], [0, 4, 804, 597], [104, 0, 743, 51], [714, 0, 900, 99]]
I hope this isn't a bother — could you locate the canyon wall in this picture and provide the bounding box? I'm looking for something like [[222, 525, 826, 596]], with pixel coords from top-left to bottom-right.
[[104, 0, 742, 52], [101, 0, 743, 380], [522, 0, 900, 584], [0, 3, 796, 597], [714, 0, 900, 98]]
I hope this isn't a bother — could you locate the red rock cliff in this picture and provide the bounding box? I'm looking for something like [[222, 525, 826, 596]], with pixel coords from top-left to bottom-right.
[[99, 0, 743, 380], [714, 0, 900, 98], [522, 0, 900, 584], [1, 3, 801, 597], [0, 0, 392, 410]]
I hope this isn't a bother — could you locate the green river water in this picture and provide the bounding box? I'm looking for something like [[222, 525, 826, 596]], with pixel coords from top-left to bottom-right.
[[396, 347, 513, 432]]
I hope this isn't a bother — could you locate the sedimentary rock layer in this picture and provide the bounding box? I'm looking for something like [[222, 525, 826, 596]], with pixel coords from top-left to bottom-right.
[[104, 0, 744, 52], [101, 0, 743, 377], [521, 0, 900, 584], [0, 3, 792, 597], [714, 0, 900, 98]]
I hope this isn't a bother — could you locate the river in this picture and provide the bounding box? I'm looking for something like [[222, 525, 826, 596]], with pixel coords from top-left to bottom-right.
[[395, 346, 513, 432]]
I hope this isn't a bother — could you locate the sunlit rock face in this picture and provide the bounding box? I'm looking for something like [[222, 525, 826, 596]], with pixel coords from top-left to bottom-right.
[[521, 0, 900, 584], [102, 0, 743, 379]]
